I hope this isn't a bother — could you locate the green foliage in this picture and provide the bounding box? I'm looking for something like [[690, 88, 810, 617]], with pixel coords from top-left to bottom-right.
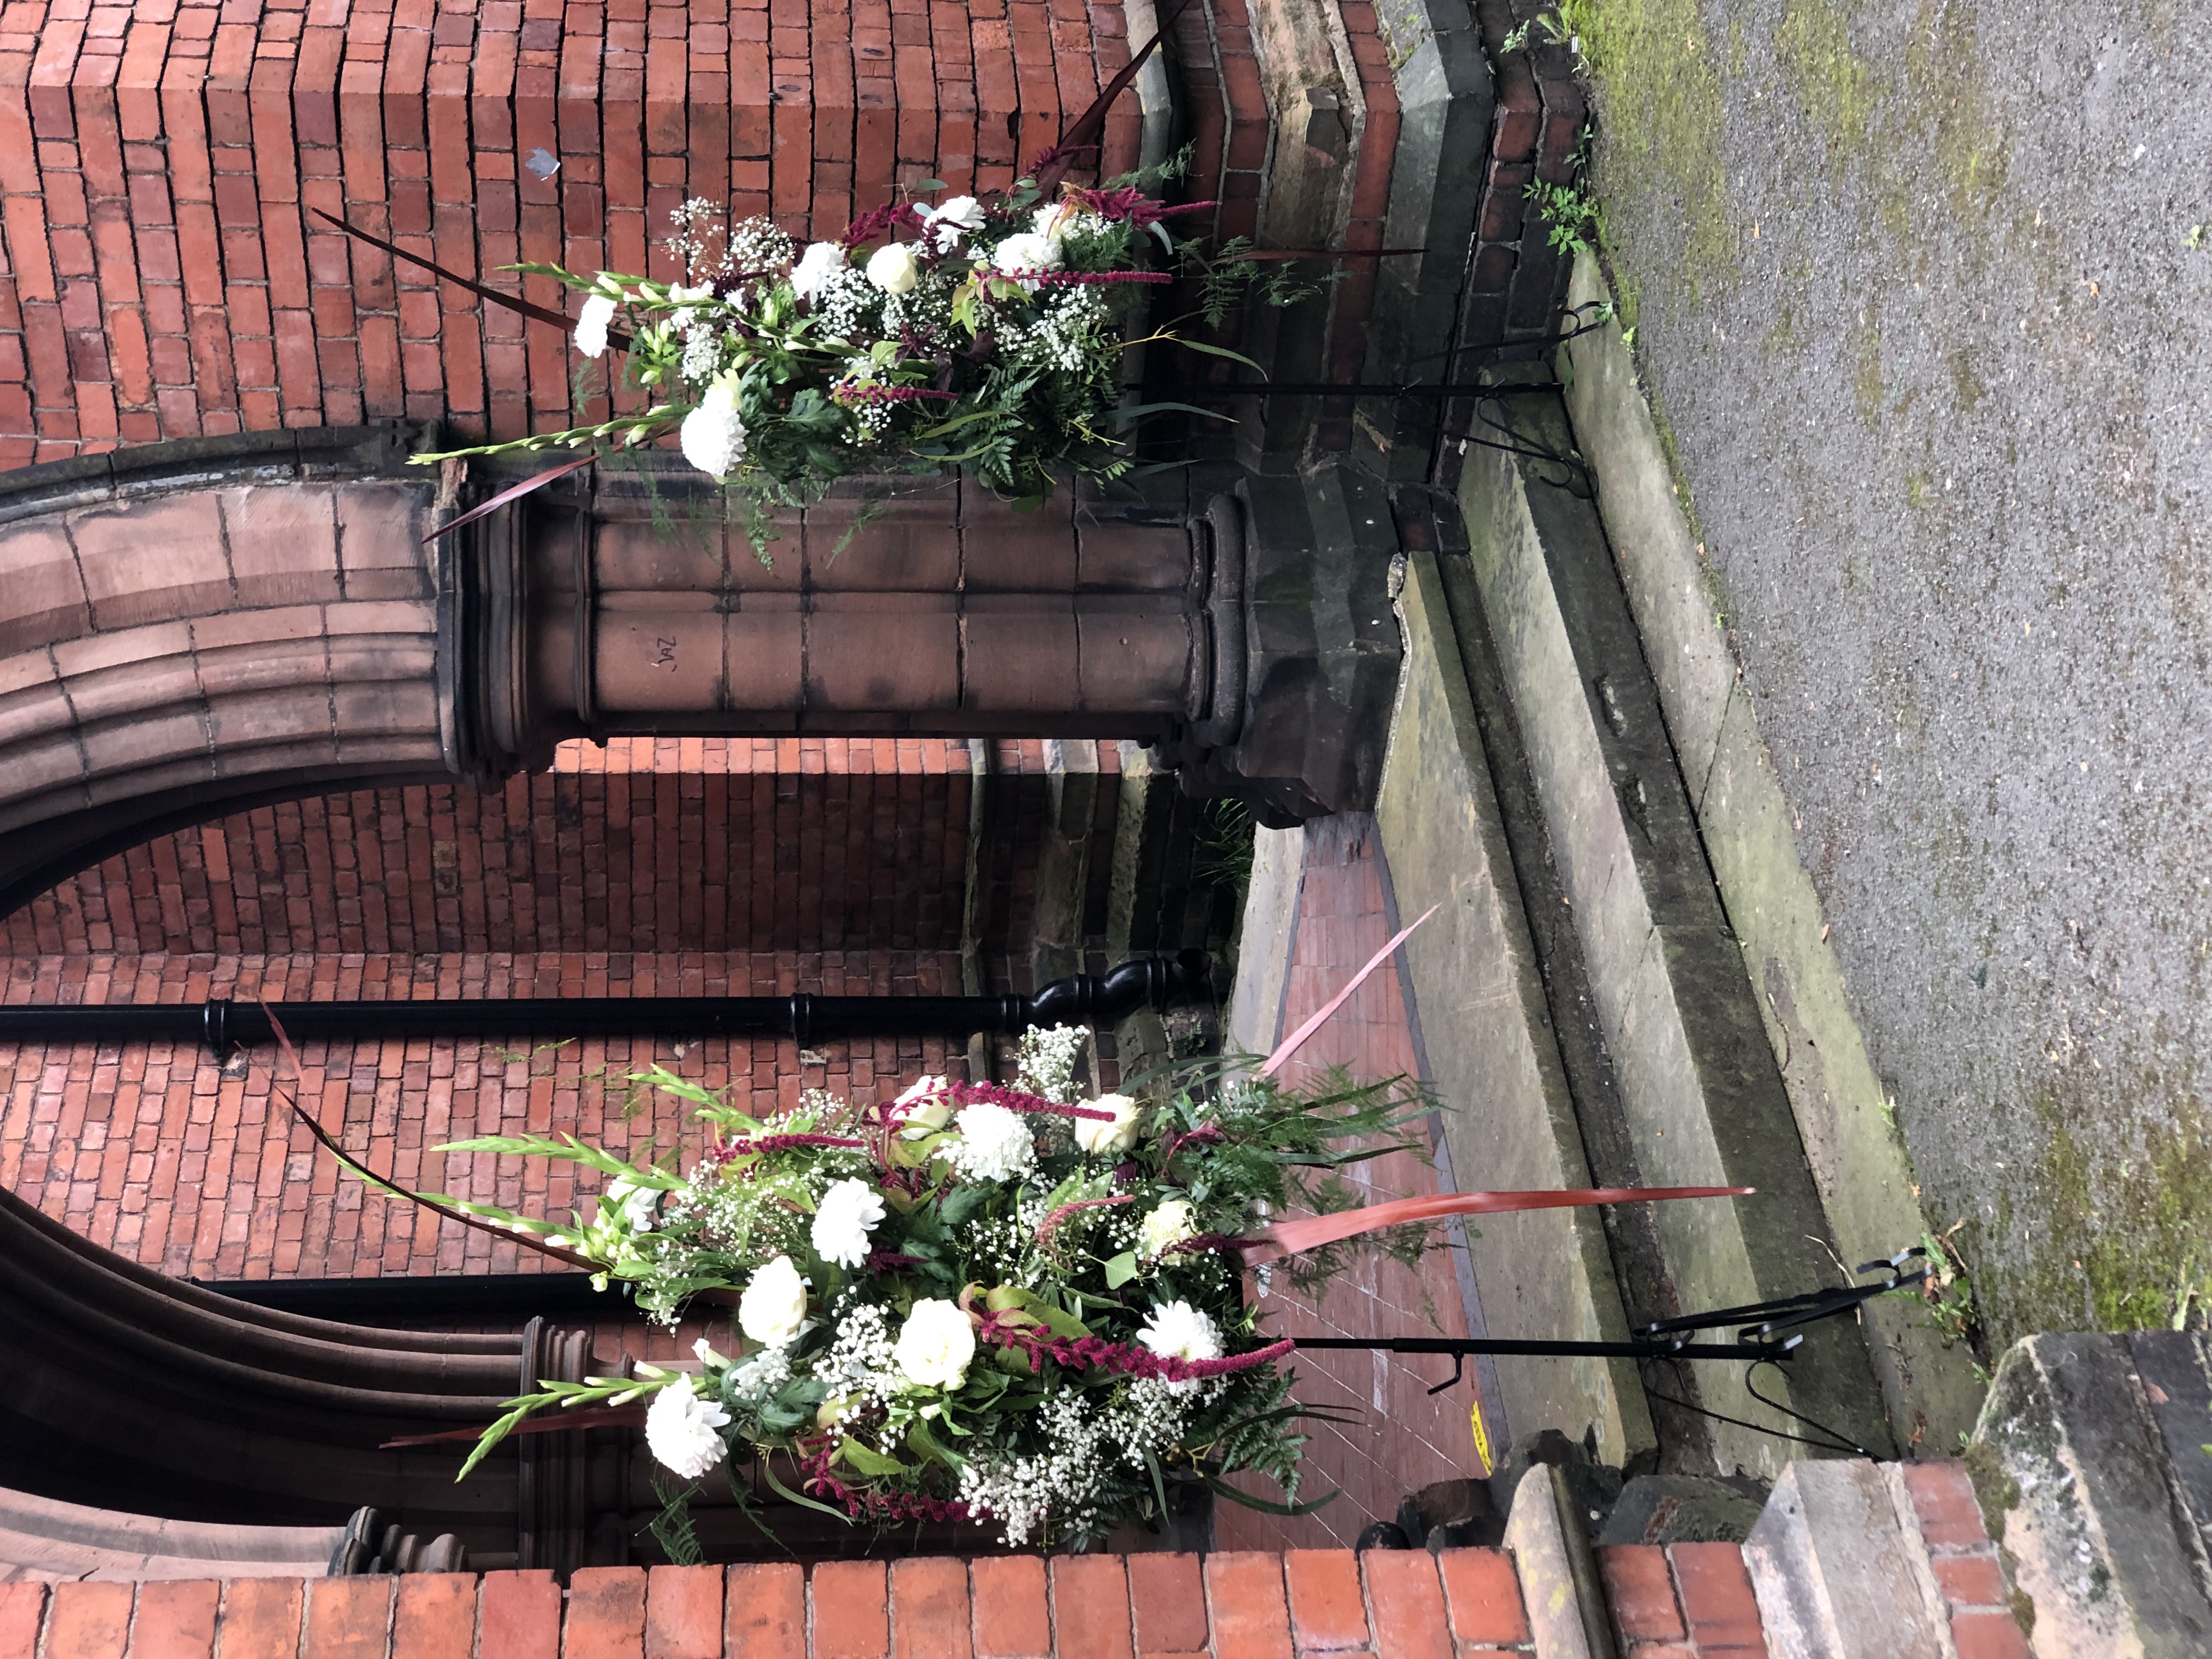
[[647, 1476, 705, 1566], [1525, 128, 1601, 259], [1194, 799, 1256, 890]]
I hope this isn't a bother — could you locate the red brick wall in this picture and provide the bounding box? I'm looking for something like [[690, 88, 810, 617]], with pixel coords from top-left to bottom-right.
[[0, 0, 1139, 461], [0, 1478, 2037, 1656], [0, 736, 1074, 1283], [0, 949, 968, 1279]]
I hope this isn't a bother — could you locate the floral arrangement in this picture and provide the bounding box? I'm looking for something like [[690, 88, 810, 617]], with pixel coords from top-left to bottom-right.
[[424, 1027, 1435, 1549], [294, 923, 1745, 1553], [397, 175, 1254, 532]]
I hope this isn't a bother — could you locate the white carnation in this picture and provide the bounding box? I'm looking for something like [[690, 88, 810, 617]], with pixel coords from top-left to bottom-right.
[[990, 232, 1064, 289], [1137, 1199, 1197, 1259], [1137, 1300, 1222, 1363], [949, 1101, 1036, 1182], [645, 1375, 731, 1480], [679, 377, 746, 479], [792, 240, 847, 300], [1073, 1092, 1144, 1156], [737, 1254, 809, 1349], [574, 293, 617, 358], [1032, 200, 1080, 242], [865, 242, 922, 295], [810, 1177, 887, 1268], [893, 1297, 978, 1390]]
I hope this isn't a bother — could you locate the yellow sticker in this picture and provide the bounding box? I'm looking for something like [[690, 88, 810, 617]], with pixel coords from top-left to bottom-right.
[[1468, 1392, 1494, 1477]]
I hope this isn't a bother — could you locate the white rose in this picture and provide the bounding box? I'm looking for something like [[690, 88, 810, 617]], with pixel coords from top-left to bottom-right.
[[792, 240, 847, 300], [948, 1101, 1035, 1182], [923, 195, 988, 251], [645, 1375, 731, 1480], [865, 242, 922, 295], [1073, 1092, 1144, 1156], [895, 1075, 953, 1136], [1137, 1199, 1197, 1259], [1137, 1300, 1222, 1363], [573, 292, 617, 358], [679, 377, 747, 479], [737, 1254, 809, 1349], [810, 1177, 887, 1269], [893, 1297, 978, 1390], [990, 231, 1064, 286]]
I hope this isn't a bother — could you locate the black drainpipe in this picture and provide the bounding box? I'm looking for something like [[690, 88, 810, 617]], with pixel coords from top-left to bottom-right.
[[0, 951, 1213, 1056]]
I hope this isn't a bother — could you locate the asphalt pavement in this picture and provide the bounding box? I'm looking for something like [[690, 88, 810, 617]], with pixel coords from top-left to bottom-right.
[[1576, 0, 2212, 1347]]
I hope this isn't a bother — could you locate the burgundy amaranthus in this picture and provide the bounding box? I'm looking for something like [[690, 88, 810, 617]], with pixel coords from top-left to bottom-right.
[[798, 1440, 975, 1522], [1064, 185, 1220, 228], [833, 382, 958, 404], [1036, 1192, 1135, 1248], [950, 1079, 1116, 1121]]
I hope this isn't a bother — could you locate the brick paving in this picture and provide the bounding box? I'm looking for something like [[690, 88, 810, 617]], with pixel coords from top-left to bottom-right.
[[1214, 816, 1495, 1550], [0, 1548, 1541, 1657]]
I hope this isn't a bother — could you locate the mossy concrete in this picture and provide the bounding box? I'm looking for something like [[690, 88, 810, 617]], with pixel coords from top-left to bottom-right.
[[1561, 252, 1986, 1454], [1571, 0, 2212, 1353]]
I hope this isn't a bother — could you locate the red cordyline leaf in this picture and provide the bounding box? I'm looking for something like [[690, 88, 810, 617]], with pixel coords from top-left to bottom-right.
[[1258, 904, 1438, 1079], [310, 208, 636, 351], [260, 1000, 600, 1272], [1239, 1186, 1756, 1265], [1030, 0, 1195, 193], [423, 452, 600, 544]]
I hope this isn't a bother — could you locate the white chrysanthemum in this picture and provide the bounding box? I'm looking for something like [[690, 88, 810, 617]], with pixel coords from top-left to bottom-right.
[[574, 292, 617, 358], [895, 1075, 952, 1136], [1137, 1300, 1222, 1363], [893, 1297, 978, 1390], [810, 1177, 887, 1268], [923, 194, 988, 251], [990, 231, 1064, 287], [949, 1101, 1035, 1181], [1073, 1092, 1143, 1156], [645, 1375, 731, 1480], [865, 242, 922, 295], [1137, 1199, 1197, 1260], [679, 377, 746, 479], [792, 240, 847, 300], [737, 1254, 809, 1348]]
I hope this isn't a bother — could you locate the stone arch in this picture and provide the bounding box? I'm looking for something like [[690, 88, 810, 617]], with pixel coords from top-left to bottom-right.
[[0, 427, 449, 917]]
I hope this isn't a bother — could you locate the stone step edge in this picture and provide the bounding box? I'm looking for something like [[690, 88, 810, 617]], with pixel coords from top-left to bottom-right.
[[1552, 251, 1987, 1455]]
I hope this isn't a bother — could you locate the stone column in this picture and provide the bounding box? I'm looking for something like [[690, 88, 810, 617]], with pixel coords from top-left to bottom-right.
[[452, 468, 1245, 766]]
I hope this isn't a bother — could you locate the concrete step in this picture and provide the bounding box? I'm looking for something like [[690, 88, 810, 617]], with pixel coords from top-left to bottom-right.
[[1449, 375, 1893, 1475]]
